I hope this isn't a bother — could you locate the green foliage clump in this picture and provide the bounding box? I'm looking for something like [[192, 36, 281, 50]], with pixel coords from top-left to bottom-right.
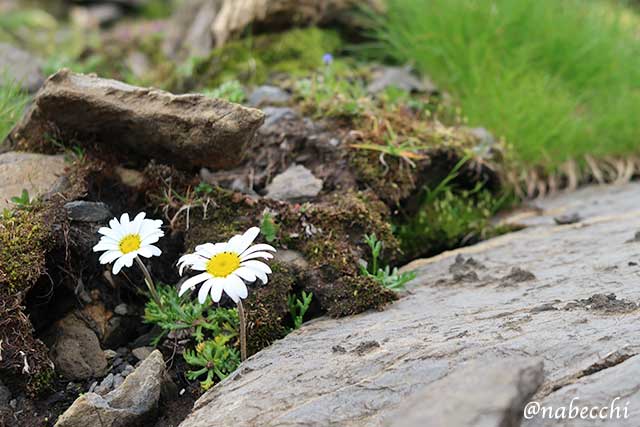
[[396, 159, 513, 259], [0, 78, 28, 142], [203, 80, 247, 104], [295, 66, 367, 118], [360, 233, 415, 291], [144, 284, 240, 389], [288, 291, 313, 330], [183, 336, 240, 390], [177, 27, 343, 89], [371, 0, 640, 171]]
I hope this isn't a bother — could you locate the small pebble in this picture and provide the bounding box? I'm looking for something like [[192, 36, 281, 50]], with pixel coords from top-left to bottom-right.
[[114, 303, 129, 316]]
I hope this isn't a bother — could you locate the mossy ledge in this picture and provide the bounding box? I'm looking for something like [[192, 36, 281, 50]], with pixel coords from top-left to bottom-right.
[[0, 160, 87, 394]]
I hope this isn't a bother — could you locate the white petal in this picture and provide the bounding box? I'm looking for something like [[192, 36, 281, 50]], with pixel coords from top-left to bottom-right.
[[140, 219, 163, 239], [99, 250, 122, 264], [225, 274, 248, 300], [98, 226, 121, 241], [132, 212, 146, 234], [177, 253, 208, 275], [195, 242, 226, 258], [229, 227, 260, 254], [233, 267, 257, 283], [240, 251, 274, 262], [254, 269, 268, 284], [141, 234, 161, 246], [221, 278, 239, 303], [112, 253, 135, 275], [109, 217, 121, 231], [138, 245, 162, 258], [240, 243, 276, 257], [209, 279, 224, 302], [93, 240, 119, 252], [240, 260, 272, 274], [198, 280, 213, 304], [178, 272, 210, 296], [120, 213, 130, 228]]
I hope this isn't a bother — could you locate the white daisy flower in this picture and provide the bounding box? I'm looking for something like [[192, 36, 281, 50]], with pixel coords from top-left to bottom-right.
[[93, 212, 164, 275], [177, 226, 275, 304]]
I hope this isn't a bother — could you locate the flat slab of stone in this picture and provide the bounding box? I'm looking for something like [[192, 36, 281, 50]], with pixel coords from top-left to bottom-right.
[[389, 358, 544, 427], [8, 69, 265, 170], [0, 151, 66, 210], [180, 182, 640, 427]]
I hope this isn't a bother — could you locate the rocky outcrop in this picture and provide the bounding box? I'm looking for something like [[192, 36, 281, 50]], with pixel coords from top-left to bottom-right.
[[179, 183, 640, 427], [55, 350, 170, 427], [0, 151, 66, 210], [8, 69, 265, 170], [164, 0, 384, 57]]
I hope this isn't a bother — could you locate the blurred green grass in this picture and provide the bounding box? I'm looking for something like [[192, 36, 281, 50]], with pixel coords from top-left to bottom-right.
[[0, 79, 28, 142], [369, 0, 640, 171]]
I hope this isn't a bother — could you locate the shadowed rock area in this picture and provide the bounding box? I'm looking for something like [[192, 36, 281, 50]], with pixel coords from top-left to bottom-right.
[[180, 183, 640, 427], [7, 69, 265, 170]]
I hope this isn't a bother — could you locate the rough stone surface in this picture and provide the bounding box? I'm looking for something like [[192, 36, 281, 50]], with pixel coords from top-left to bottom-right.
[[180, 183, 640, 427], [388, 358, 544, 427], [525, 354, 640, 427], [0, 43, 44, 92], [131, 346, 153, 362], [46, 313, 108, 381], [55, 350, 168, 427], [248, 85, 291, 107], [64, 200, 112, 222], [0, 151, 66, 210], [8, 69, 265, 170], [265, 164, 323, 202]]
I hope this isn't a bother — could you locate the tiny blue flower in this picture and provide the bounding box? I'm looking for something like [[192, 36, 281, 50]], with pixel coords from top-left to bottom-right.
[[322, 53, 334, 66]]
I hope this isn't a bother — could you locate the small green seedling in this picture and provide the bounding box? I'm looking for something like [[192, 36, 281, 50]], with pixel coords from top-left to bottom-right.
[[288, 291, 313, 330], [361, 233, 416, 291], [260, 212, 279, 243], [10, 189, 32, 208]]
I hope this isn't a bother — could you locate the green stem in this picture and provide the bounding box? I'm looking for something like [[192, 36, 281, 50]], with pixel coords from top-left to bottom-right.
[[135, 256, 162, 308], [237, 300, 247, 362]]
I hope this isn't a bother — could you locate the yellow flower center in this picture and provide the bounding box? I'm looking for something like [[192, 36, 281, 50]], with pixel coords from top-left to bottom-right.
[[119, 234, 141, 254], [206, 252, 240, 278]]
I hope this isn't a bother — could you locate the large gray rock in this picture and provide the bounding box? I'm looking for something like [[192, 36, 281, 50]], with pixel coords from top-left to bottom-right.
[[0, 151, 66, 210], [0, 43, 44, 93], [47, 313, 108, 381], [524, 354, 640, 427], [56, 350, 169, 427], [389, 358, 544, 427], [180, 182, 640, 427], [265, 164, 323, 202], [8, 69, 265, 170]]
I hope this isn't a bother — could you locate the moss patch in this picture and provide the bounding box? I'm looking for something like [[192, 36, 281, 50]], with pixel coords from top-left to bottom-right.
[[0, 160, 88, 393], [171, 27, 343, 91]]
